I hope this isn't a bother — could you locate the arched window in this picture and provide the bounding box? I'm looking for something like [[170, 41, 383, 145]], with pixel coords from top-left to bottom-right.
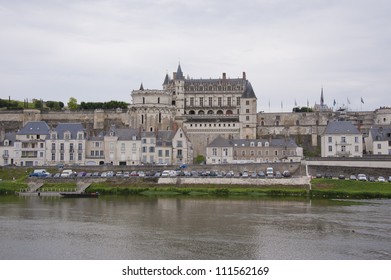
[[217, 110, 223, 115], [189, 110, 195, 115], [261, 121, 264, 126], [198, 110, 205, 115], [207, 110, 214, 115], [226, 110, 233, 115]]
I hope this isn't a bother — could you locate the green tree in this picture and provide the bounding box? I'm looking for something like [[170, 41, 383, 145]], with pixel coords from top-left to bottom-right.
[[67, 97, 78, 110], [195, 154, 205, 164]]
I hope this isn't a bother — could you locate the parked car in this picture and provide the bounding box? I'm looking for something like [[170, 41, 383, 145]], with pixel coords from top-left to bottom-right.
[[357, 174, 367, 181], [242, 171, 249, 178], [275, 171, 282, 178], [315, 173, 322, 178], [368, 176, 376, 182], [282, 170, 291, 178], [349, 175, 357, 180], [324, 173, 333, 179], [377, 176, 386, 182], [123, 171, 130, 177], [338, 174, 345, 180], [258, 171, 266, 178], [60, 169, 74, 177], [388, 176, 391, 183], [266, 167, 274, 178], [29, 169, 51, 178]]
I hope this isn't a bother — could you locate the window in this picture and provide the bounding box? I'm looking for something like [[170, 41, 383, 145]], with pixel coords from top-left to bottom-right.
[[190, 97, 194, 106], [177, 141, 183, 147], [208, 97, 212, 106], [70, 143, 74, 152], [246, 116, 250, 121], [341, 145, 346, 152], [355, 136, 359, 143], [328, 137, 332, 143], [227, 97, 231, 106], [200, 97, 203, 107], [355, 146, 359, 152], [250, 142, 254, 147], [328, 146, 332, 152], [377, 143, 382, 149], [70, 153, 74, 161], [246, 109, 250, 113], [121, 143, 125, 151], [149, 147, 155, 153], [212, 148, 217, 156], [241, 150, 246, 156], [78, 133, 83, 140], [78, 143, 83, 151], [341, 136, 346, 143], [52, 153, 55, 161], [158, 150, 163, 157], [223, 148, 228, 156], [246, 100, 250, 105], [165, 150, 170, 157], [51, 143, 56, 150], [274, 150, 278, 156], [132, 143, 137, 153], [142, 147, 147, 153], [60, 143, 64, 151], [60, 153, 64, 161], [218, 97, 222, 107]]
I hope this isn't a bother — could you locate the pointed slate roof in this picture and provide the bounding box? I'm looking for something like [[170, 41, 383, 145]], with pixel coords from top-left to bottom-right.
[[176, 64, 184, 80], [163, 73, 169, 85], [139, 83, 144, 90], [241, 81, 256, 99]]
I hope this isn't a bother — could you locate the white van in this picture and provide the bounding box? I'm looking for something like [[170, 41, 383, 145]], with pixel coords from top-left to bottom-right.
[[30, 169, 51, 177], [161, 170, 177, 177], [266, 167, 274, 178], [61, 169, 74, 177]]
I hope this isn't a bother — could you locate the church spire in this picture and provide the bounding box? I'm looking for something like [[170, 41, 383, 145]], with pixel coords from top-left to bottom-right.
[[320, 87, 324, 106], [139, 83, 144, 91]]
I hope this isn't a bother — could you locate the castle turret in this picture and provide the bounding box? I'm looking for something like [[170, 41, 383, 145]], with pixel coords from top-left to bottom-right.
[[239, 80, 257, 139]]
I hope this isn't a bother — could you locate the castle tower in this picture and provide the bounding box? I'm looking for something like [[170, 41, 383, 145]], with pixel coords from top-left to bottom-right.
[[239, 80, 257, 139], [173, 64, 185, 118]]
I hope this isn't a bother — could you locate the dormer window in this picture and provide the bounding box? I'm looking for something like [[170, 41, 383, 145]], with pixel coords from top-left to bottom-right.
[[257, 142, 262, 147], [77, 132, 84, 140], [51, 133, 57, 140], [4, 140, 9, 146], [64, 132, 71, 140], [265, 142, 269, 147]]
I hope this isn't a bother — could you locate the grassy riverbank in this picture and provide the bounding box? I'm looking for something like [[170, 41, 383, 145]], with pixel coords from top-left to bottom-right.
[[1, 176, 391, 198]]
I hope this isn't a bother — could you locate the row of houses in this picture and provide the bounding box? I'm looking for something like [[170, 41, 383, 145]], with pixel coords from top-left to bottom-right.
[[321, 121, 391, 157], [0, 121, 193, 167], [1, 120, 390, 167]]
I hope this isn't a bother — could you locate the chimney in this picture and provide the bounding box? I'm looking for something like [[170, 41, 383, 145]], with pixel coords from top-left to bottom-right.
[[243, 72, 246, 80], [222, 73, 226, 80]]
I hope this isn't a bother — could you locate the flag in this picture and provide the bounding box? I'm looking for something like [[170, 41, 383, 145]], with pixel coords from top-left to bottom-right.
[[307, 99, 309, 107], [333, 99, 336, 106], [361, 97, 364, 104], [347, 98, 350, 105], [294, 99, 297, 106], [320, 87, 324, 105]]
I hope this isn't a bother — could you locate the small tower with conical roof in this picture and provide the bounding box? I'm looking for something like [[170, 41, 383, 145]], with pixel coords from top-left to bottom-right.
[[173, 63, 185, 118]]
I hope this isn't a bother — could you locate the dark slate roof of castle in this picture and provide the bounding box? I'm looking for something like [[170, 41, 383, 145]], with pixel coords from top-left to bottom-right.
[[241, 81, 256, 99], [54, 123, 85, 140], [324, 121, 360, 135], [176, 64, 184, 80], [369, 125, 391, 141], [17, 121, 50, 135], [163, 73, 169, 85], [117, 128, 139, 140]]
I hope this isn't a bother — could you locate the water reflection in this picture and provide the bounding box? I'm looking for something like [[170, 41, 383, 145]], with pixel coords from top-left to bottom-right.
[[0, 196, 390, 259]]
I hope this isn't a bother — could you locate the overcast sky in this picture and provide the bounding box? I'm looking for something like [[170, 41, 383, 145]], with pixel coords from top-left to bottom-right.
[[1, 0, 390, 112]]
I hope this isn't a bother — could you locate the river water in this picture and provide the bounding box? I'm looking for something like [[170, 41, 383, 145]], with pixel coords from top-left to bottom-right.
[[0, 195, 390, 260]]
